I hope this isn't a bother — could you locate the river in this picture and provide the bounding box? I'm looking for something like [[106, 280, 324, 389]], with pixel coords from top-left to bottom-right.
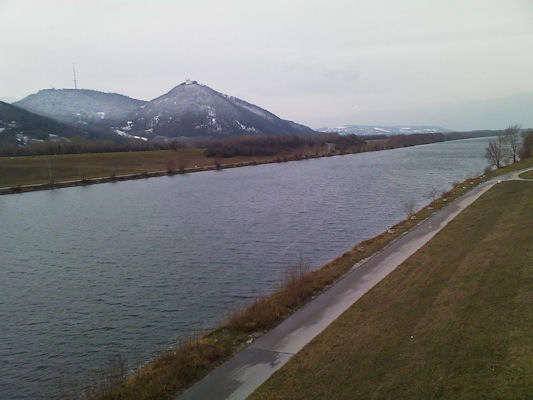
[[0, 137, 493, 398]]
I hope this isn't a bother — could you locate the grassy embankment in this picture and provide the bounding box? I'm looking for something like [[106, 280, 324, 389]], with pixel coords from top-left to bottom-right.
[[519, 169, 533, 179], [250, 176, 533, 398], [82, 157, 532, 400]]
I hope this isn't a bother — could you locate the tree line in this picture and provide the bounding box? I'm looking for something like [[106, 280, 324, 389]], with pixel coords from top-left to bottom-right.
[[386, 133, 446, 148], [0, 136, 185, 157], [202, 132, 484, 158], [1, 127, 524, 162], [202, 133, 366, 158]]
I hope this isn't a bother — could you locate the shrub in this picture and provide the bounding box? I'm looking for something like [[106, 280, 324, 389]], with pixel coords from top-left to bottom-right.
[[519, 129, 533, 159]]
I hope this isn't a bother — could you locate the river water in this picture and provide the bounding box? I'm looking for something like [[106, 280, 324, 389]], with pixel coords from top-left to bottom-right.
[[0, 137, 493, 398]]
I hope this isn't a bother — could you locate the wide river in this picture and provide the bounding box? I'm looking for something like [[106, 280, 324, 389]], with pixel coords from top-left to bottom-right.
[[1, 137, 494, 398]]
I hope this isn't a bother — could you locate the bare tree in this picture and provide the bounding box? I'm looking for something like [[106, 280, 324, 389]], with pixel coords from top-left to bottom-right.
[[504, 124, 521, 163], [486, 135, 507, 169], [403, 198, 417, 217], [425, 187, 440, 202]]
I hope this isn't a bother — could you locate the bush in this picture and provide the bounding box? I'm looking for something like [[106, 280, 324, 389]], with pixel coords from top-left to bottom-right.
[[519, 130, 533, 159]]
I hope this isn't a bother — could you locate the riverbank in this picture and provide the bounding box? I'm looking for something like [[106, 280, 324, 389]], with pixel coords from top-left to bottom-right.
[[0, 147, 356, 195], [249, 167, 533, 399], [0, 135, 490, 196], [0, 149, 281, 194], [84, 158, 533, 399]]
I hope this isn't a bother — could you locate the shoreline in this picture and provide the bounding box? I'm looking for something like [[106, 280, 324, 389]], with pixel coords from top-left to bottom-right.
[[247, 168, 533, 400], [178, 165, 533, 400], [0, 135, 495, 196], [84, 160, 533, 399], [181, 166, 527, 400]]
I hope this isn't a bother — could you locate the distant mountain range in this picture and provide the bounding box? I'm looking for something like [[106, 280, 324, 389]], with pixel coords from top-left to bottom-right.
[[12, 81, 314, 142], [7, 84, 531, 146], [318, 125, 452, 136]]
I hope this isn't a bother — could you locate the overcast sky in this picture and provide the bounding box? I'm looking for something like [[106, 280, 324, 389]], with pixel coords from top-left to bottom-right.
[[1, 0, 532, 130]]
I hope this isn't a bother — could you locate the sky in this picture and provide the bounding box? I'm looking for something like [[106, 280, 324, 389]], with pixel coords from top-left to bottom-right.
[[1, 0, 532, 130]]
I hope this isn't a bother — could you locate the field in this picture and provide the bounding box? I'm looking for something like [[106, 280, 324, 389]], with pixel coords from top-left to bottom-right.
[[249, 179, 533, 399], [0, 149, 293, 188]]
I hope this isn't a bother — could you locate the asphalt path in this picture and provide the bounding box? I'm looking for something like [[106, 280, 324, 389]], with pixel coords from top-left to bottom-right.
[[178, 167, 533, 400]]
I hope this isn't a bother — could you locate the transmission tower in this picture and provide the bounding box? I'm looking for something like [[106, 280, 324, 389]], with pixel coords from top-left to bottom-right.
[[72, 63, 78, 89]]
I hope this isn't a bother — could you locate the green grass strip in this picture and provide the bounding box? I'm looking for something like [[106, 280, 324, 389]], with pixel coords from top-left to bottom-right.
[[249, 180, 533, 399], [519, 170, 533, 179]]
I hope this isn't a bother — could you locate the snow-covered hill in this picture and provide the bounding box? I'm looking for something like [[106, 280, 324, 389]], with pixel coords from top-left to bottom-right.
[[127, 80, 315, 138], [14, 83, 315, 140], [14, 89, 146, 128], [0, 101, 94, 145]]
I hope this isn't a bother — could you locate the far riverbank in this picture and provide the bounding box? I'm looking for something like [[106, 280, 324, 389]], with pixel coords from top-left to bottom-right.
[[0, 133, 494, 196]]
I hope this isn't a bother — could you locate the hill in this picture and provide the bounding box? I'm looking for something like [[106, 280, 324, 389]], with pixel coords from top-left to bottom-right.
[[0, 101, 98, 145], [127, 80, 315, 138], [14, 89, 146, 129], [14, 83, 315, 140]]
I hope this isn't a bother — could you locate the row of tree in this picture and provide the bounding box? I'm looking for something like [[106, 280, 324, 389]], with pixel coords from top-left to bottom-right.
[[485, 125, 532, 169], [0, 136, 184, 157], [386, 133, 446, 148], [2, 127, 526, 162], [202, 133, 366, 158]]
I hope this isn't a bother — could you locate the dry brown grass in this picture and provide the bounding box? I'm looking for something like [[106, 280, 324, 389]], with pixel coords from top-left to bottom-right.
[[226, 260, 316, 333], [82, 335, 234, 400], [0, 146, 332, 190]]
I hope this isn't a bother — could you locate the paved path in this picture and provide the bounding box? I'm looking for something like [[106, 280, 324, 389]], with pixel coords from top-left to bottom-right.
[[178, 167, 533, 400], [508, 167, 533, 181]]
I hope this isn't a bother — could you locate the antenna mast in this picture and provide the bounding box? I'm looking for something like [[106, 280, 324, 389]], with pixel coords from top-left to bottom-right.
[[72, 63, 78, 89]]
